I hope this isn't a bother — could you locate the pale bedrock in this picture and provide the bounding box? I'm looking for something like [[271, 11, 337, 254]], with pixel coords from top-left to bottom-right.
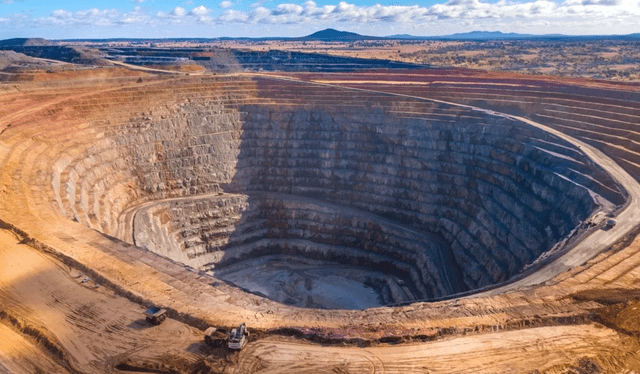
[[224, 105, 623, 295], [56, 100, 243, 238], [52, 93, 625, 308]]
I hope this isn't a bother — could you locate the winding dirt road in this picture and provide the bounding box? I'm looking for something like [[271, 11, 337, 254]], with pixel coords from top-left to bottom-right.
[[235, 324, 633, 373], [0, 229, 207, 374]]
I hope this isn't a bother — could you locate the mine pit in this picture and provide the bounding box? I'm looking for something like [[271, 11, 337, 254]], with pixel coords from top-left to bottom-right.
[[51, 77, 625, 309], [4, 39, 640, 370]]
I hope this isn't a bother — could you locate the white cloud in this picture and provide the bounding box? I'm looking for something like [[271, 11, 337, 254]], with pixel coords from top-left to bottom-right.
[[219, 9, 250, 22], [190, 5, 211, 16], [4, 0, 640, 36], [171, 6, 187, 17], [51, 9, 72, 19], [132, 0, 145, 4], [564, 0, 621, 5], [44, 8, 121, 27], [118, 6, 151, 24], [188, 5, 214, 22], [222, 0, 640, 25]]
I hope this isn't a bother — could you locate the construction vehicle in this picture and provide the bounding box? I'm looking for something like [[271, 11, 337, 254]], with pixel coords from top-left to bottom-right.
[[144, 306, 167, 325], [204, 327, 228, 347], [227, 323, 248, 350]]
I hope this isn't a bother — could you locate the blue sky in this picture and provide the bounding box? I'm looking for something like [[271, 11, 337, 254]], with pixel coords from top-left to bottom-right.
[[2, 0, 640, 39]]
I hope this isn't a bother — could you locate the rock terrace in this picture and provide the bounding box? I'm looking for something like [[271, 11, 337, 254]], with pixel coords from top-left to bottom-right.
[[42, 76, 625, 308]]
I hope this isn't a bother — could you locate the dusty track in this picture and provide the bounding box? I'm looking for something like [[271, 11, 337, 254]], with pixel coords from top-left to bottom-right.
[[235, 325, 636, 373], [0, 75, 170, 137], [108, 60, 208, 76], [0, 229, 207, 374]]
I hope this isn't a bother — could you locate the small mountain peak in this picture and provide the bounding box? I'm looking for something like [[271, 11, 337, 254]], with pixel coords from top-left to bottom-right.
[[304, 29, 370, 40]]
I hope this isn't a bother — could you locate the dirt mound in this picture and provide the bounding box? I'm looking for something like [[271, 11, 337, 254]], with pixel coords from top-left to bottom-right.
[[146, 63, 206, 73], [0, 38, 52, 47], [192, 49, 241, 72], [0, 50, 46, 70], [67, 47, 111, 66], [0, 45, 109, 67]]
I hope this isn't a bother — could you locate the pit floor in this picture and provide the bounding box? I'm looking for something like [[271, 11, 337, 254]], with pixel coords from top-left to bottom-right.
[[213, 256, 413, 309]]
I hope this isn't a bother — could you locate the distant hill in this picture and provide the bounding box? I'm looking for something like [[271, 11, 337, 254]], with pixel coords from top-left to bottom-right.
[[387, 30, 640, 40], [446, 31, 533, 39], [388, 31, 564, 40], [22, 31, 640, 45], [614, 33, 640, 40], [444, 31, 565, 40], [303, 29, 381, 41], [387, 34, 416, 39], [0, 38, 53, 47]]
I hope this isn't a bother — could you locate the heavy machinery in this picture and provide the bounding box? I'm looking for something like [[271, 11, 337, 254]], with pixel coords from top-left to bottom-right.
[[144, 306, 167, 325], [227, 323, 248, 350], [204, 327, 228, 347]]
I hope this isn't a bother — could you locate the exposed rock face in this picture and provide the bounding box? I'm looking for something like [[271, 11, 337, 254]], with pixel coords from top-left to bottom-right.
[[52, 77, 624, 308]]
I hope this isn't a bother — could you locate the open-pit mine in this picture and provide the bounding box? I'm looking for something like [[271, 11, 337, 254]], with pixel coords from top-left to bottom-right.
[[2, 50, 640, 373]]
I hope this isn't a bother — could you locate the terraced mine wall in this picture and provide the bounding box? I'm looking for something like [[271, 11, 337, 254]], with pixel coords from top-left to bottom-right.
[[294, 70, 640, 186], [440, 81, 640, 185], [94, 47, 425, 72], [49, 76, 624, 308]]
